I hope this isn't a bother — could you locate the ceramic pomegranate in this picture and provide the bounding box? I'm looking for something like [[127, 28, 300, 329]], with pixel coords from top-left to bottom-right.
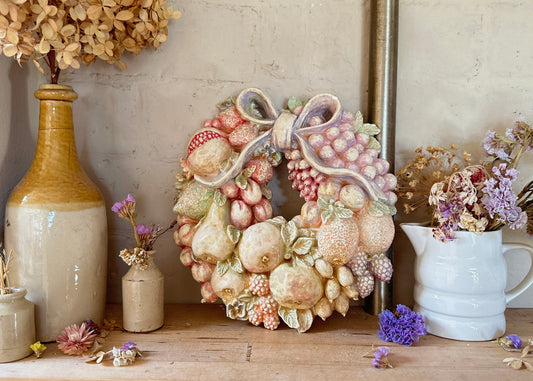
[[186, 128, 233, 177], [210, 267, 247, 303], [269, 263, 324, 309]]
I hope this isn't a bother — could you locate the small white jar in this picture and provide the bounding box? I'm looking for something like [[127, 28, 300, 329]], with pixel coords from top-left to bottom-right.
[[0, 287, 35, 362], [122, 252, 164, 332]]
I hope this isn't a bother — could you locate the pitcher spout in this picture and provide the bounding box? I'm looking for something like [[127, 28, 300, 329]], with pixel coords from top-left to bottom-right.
[[400, 223, 430, 256]]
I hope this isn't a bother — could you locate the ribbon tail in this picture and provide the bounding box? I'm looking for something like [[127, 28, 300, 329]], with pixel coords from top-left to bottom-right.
[[236, 88, 279, 126], [194, 130, 272, 188], [296, 136, 390, 204]]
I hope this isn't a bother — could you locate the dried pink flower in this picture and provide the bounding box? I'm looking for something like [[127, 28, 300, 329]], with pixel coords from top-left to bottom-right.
[[56, 323, 97, 356]]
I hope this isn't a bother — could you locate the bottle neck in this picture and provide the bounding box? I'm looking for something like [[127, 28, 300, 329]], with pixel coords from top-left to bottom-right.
[[33, 99, 81, 172], [7, 84, 104, 208]]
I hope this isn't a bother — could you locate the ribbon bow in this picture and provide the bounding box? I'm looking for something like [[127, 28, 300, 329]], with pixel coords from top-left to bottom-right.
[[194, 88, 388, 204]]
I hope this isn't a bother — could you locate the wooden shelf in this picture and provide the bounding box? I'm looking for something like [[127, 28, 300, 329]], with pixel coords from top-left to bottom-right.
[[1, 305, 532, 380]]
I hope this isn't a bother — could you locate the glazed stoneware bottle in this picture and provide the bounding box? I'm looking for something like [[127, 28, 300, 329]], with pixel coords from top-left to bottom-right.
[[5, 84, 108, 342]]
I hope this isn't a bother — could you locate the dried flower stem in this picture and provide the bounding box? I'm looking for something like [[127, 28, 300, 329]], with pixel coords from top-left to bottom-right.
[[146, 219, 177, 251], [0, 247, 12, 295], [127, 215, 142, 248], [44, 51, 61, 85]]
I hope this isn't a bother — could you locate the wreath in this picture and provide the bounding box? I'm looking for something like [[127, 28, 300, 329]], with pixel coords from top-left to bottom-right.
[[173, 88, 397, 332]]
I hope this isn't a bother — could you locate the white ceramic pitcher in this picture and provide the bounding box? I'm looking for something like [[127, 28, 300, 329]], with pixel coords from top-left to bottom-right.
[[401, 223, 533, 341]]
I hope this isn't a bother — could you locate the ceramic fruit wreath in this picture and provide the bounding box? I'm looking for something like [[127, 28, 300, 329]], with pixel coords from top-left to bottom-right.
[[173, 88, 397, 332]]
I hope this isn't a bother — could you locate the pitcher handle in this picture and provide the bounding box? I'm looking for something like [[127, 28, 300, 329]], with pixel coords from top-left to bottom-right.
[[503, 243, 533, 304]]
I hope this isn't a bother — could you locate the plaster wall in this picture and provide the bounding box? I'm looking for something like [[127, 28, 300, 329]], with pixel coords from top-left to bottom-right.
[[1, 0, 532, 307]]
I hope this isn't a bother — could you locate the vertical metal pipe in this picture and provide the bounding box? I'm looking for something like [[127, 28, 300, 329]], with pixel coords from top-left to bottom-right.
[[365, 0, 399, 315]]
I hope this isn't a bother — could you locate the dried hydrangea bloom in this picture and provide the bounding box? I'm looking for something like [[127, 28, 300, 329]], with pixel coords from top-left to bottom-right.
[[396, 145, 470, 215], [0, 0, 181, 82]]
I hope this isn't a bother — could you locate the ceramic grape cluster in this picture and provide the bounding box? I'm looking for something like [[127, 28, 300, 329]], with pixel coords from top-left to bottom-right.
[[173, 88, 396, 332]]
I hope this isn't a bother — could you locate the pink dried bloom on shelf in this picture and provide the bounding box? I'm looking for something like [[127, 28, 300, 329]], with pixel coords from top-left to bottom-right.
[[56, 322, 97, 356]]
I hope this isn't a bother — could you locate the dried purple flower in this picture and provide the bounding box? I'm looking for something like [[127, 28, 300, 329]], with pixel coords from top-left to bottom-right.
[[371, 346, 392, 368], [111, 202, 124, 213], [378, 304, 427, 346], [496, 334, 524, 351], [120, 341, 137, 351], [481, 164, 526, 230], [82, 319, 101, 336], [482, 131, 511, 161], [136, 224, 153, 235], [507, 334, 523, 349], [112, 194, 137, 220]]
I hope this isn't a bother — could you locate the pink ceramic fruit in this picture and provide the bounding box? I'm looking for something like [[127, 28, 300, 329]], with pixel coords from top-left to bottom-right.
[[177, 223, 197, 248], [210, 267, 247, 303], [186, 128, 233, 177], [269, 263, 324, 309], [246, 158, 274, 185], [221, 180, 240, 199], [300, 201, 321, 228], [252, 198, 273, 222], [229, 122, 259, 151], [191, 262, 215, 283], [216, 105, 245, 134], [230, 200, 253, 230], [240, 179, 262, 205], [339, 184, 365, 211], [355, 205, 395, 255], [179, 247, 195, 267], [238, 222, 284, 273], [200, 281, 218, 303], [317, 216, 359, 266]]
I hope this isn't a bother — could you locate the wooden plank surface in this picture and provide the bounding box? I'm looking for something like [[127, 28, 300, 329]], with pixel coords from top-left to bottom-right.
[[1, 305, 532, 380]]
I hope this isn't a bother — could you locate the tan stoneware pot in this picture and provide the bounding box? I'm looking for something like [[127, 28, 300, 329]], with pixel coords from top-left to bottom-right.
[[0, 287, 35, 362], [5, 84, 108, 342], [122, 251, 164, 332]]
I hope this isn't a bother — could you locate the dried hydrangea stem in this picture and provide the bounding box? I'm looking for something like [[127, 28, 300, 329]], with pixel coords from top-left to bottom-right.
[[45, 51, 61, 85]]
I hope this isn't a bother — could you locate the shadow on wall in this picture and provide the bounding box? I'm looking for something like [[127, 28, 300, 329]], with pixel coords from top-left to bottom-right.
[[0, 63, 34, 241]]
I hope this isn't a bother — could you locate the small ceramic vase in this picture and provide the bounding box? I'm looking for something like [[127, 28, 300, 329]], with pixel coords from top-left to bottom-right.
[[402, 223, 533, 341], [122, 251, 164, 332], [0, 288, 35, 363]]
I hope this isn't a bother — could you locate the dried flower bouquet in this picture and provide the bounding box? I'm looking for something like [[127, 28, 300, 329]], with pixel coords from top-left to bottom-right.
[[0, 0, 180, 83], [397, 120, 533, 241], [112, 194, 175, 269]]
